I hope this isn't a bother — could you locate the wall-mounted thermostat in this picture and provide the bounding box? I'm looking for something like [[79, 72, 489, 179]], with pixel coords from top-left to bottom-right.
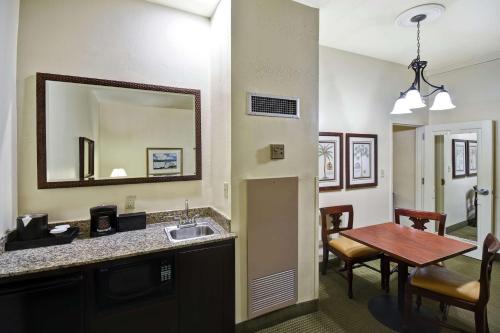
[[270, 144, 285, 159]]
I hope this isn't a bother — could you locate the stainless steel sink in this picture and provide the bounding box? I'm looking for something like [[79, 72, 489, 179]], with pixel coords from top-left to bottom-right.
[[164, 222, 217, 242]]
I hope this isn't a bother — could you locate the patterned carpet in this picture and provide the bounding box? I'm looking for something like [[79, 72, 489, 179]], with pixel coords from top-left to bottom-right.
[[447, 226, 478, 242], [258, 256, 499, 333]]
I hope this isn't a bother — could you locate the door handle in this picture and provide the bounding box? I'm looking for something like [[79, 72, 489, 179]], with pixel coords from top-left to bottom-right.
[[475, 188, 489, 196]]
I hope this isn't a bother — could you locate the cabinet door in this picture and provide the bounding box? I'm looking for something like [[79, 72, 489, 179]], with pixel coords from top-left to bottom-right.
[[177, 241, 234, 333], [0, 274, 85, 333], [91, 299, 177, 333]]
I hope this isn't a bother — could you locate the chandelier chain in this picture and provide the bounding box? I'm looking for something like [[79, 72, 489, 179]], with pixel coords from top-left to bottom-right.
[[416, 21, 421, 60]]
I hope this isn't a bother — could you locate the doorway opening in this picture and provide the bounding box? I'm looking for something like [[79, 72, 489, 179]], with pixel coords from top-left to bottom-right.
[[392, 124, 418, 227]]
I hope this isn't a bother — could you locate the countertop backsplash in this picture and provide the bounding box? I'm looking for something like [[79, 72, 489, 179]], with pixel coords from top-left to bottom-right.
[[49, 206, 231, 238]]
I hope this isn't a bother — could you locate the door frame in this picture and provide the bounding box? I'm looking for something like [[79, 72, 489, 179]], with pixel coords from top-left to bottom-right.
[[416, 120, 494, 259], [389, 121, 424, 221]]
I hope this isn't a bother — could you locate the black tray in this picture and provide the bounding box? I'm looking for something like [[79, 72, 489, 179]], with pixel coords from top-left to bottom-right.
[[5, 227, 80, 251]]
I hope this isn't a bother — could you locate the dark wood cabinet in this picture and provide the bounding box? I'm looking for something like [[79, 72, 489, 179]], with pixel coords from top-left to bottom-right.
[[177, 242, 235, 333], [90, 298, 177, 333], [0, 273, 85, 333], [0, 239, 235, 333]]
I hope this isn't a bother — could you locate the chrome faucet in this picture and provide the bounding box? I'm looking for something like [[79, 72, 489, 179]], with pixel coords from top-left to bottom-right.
[[177, 199, 199, 228]]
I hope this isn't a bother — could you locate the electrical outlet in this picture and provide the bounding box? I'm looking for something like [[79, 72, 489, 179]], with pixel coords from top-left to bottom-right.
[[270, 144, 285, 159], [125, 195, 136, 210]]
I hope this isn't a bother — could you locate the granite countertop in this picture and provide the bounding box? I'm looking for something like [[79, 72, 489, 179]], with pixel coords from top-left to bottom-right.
[[0, 217, 236, 279]]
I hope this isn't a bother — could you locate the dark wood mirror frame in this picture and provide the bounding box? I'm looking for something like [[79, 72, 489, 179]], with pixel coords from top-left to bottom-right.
[[36, 72, 202, 189]]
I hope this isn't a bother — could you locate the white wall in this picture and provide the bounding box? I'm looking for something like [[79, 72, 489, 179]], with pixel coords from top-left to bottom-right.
[[210, 0, 231, 217], [0, 0, 20, 235], [98, 103, 196, 178], [231, 0, 319, 323], [319, 46, 424, 226], [17, 0, 213, 221], [428, 60, 500, 237]]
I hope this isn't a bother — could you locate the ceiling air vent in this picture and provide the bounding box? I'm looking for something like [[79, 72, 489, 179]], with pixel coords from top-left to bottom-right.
[[247, 93, 300, 119]]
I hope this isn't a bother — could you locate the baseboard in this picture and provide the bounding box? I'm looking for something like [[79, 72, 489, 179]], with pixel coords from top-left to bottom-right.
[[235, 299, 319, 333], [446, 221, 469, 233]]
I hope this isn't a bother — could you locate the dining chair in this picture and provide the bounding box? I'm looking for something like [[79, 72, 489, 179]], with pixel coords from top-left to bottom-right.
[[404, 233, 500, 333], [320, 205, 384, 299], [382, 208, 447, 293]]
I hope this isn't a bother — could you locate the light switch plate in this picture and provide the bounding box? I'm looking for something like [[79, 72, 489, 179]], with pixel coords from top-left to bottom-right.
[[270, 144, 285, 159]]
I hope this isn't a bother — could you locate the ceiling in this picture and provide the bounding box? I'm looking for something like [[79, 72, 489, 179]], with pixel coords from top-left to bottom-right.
[[318, 0, 500, 73], [145, 0, 220, 17]]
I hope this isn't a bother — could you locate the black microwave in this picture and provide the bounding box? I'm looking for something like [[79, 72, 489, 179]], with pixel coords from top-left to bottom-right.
[[95, 254, 175, 310]]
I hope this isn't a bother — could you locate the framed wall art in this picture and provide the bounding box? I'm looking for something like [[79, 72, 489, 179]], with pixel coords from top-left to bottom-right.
[[452, 139, 467, 178], [318, 132, 343, 191], [79, 137, 95, 181], [147, 148, 183, 177], [467, 140, 478, 176], [346, 133, 378, 189]]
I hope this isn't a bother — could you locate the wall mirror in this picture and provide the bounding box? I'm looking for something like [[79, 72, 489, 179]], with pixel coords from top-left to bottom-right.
[[418, 120, 494, 259], [37, 73, 201, 188]]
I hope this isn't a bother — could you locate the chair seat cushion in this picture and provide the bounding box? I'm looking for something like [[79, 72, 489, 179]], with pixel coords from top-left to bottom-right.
[[329, 237, 379, 258], [410, 265, 480, 302]]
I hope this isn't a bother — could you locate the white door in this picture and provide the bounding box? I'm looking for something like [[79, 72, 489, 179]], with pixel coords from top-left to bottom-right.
[[419, 121, 494, 259]]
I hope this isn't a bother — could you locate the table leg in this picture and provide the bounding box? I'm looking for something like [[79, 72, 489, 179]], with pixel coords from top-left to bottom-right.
[[397, 262, 408, 310]]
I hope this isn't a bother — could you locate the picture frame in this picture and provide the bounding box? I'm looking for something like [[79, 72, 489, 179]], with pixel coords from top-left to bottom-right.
[[79, 137, 94, 180], [467, 140, 478, 176], [452, 139, 467, 178], [318, 132, 343, 191], [146, 148, 183, 177], [346, 133, 378, 189]]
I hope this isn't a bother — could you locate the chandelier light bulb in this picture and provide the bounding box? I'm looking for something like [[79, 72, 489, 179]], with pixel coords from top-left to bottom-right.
[[430, 90, 456, 110], [391, 96, 413, 114], [404, 89, 426, 109]]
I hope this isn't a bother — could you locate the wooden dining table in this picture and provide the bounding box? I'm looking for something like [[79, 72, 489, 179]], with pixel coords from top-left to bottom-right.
[[341, 222, 476, 332]]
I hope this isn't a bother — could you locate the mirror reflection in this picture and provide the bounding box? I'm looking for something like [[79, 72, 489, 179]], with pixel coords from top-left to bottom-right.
[[434, 132, 478, 242], [44, 80, 197, 183]]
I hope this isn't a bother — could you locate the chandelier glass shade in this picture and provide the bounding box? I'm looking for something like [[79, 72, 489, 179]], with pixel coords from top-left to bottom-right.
[[391, 15, 455, 115]]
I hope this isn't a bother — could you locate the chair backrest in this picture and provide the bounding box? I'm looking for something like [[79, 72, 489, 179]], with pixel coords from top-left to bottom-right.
[[320, 205, 353, 245], [394, 208, 447, 236], [479, 233, 500, 304]]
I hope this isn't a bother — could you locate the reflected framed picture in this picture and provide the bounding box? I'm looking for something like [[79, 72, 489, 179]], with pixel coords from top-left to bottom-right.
[[318, 132, 343, 191], [79, 137, 94, 180], [452, 139, 467, 178], [467, 140, 478, 176], [147, 148, 183, 176], [346, 133, 377, 189]]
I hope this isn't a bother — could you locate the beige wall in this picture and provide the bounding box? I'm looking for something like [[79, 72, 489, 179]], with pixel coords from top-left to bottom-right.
[[17, 0, 213, 221], [210, 0, 231, 217], [0, 0, 20, 235], [318, 46, 425, 227], [393, 125, 416, 210], [98, 103, 196, 178], [428, 60, 499, 237], [46, 81, 99, 181], [231, 0, 319, 322]]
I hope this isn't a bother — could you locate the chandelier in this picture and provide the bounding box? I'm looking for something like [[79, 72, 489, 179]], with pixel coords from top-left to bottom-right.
[[391, 9, 455, 115]]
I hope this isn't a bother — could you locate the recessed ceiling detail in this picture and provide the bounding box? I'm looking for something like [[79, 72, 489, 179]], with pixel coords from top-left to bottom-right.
[[395, 3, 445, 27], [145, 0, 221, 18]]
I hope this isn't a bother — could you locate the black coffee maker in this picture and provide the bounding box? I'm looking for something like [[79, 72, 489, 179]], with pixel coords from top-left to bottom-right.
[[90, 205, 117, 237]]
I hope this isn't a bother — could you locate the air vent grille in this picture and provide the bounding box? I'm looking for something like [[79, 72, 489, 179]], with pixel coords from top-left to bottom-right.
[[249, 269, 297, 317], [247, 93, 300, 118]]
